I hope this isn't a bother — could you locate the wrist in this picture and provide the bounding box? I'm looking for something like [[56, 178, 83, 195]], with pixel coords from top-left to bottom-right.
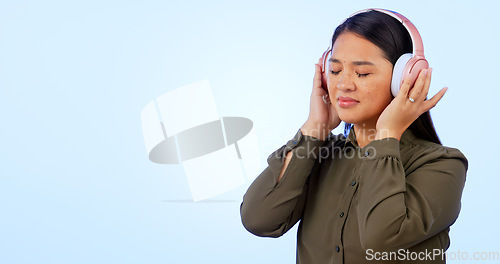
[[300, 122, 330, 141], [375, 128, 403, 141]]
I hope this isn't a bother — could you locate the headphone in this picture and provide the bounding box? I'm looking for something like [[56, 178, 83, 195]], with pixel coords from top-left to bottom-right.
[[320, 8, 428, 97]]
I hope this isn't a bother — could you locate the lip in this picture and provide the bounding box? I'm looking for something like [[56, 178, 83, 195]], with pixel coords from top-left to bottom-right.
[[337, 96, 359, 107]]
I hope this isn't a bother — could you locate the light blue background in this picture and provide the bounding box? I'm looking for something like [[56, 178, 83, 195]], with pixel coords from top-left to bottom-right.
[[1, 0, 499, 263]]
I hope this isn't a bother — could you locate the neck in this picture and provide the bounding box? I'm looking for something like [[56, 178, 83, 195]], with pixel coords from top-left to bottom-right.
[[353, 122, 377, 148]]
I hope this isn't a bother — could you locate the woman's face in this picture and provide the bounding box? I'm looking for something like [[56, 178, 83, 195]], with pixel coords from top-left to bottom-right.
[[327, 31, 394, 127]]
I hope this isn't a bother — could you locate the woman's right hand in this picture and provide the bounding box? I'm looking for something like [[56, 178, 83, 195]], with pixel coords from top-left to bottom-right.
[[300, 63, 341, 140]]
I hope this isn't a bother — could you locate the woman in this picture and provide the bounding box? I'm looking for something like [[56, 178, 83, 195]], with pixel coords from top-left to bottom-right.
[[240, 9, 467, 264]]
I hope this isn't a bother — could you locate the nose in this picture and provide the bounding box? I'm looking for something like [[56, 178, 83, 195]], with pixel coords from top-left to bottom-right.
[[336, 72, 355, 91]]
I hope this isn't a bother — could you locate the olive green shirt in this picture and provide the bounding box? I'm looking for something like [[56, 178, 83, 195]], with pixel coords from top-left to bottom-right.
[[240, 128, 467, 263]]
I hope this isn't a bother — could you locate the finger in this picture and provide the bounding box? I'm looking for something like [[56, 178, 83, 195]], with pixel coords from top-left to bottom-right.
[[397, 74, 413, 102], [313, 63, 323, 90], [421, 68, 432, 99], [317, 57, 323, 66], [421, 87, 448, 112], [408, 68, 428, 101], [312, 64, 328, 97]]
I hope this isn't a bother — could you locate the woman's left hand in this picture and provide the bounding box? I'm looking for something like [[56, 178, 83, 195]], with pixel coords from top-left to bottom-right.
[[375, 68, 448, 141]]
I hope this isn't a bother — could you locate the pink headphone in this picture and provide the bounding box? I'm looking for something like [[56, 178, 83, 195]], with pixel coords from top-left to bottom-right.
[[320, 8, 428, 97]]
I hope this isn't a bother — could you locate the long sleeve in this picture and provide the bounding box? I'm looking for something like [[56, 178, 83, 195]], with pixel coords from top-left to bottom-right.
[[240, 130, 326, 237], [355, 137, 468, 251]]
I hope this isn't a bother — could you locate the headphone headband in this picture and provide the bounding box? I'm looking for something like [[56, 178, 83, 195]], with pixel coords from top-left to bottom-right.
[[346, 8, 425, 56], [320, 8, 429, 97]]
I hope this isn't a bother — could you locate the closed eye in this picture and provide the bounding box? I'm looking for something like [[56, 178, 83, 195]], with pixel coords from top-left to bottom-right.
[[357, 73, 370, 78], [331, 70, 371, 78], [330, 70, 340, 75]]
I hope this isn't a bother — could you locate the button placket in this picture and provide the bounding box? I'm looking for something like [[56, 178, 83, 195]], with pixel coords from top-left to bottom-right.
[[332, 150, 361, 262]]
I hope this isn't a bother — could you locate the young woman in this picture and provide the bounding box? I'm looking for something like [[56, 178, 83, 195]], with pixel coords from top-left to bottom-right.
[[240, 9, 468, 264]]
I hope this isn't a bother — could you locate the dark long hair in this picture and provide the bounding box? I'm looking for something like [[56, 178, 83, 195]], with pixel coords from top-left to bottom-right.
[[333, 10, 441, 145]]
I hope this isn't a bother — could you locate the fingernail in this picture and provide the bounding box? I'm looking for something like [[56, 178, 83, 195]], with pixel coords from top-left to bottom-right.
[[423, 69, 428, 76]]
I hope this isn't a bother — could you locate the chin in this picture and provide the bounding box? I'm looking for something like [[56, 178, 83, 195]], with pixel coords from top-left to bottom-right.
[[337, 111, 360, 125], [337, 107, 381, 127]]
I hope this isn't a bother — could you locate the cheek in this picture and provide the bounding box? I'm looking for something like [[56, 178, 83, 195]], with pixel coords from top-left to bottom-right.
[[326, 77, 338, 95], [364, 85, 390, 99], [365, 80, 393, 107], [357, 75, 392, 104]]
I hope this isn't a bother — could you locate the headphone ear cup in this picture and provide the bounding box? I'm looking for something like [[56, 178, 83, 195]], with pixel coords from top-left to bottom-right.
[[320, 49, 331, 91], [391, 53, 412, 97]]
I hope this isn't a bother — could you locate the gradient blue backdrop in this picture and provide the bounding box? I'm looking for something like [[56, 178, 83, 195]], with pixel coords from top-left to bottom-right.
[[1, 0, 499, 263]]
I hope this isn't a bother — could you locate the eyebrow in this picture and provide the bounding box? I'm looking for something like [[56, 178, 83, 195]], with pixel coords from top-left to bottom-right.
[[329, 58, 375, 66]]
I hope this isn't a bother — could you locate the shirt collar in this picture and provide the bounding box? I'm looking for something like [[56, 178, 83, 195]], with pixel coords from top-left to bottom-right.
[[344, 127, 359, 148]]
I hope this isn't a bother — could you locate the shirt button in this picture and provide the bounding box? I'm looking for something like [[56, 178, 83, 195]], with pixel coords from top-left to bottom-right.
[[339, 212, 344, 218], [364, 151, 370, 157], [292, 140, 297, 145], [351, 180, 356, 186], [336, 246, 340, 252]]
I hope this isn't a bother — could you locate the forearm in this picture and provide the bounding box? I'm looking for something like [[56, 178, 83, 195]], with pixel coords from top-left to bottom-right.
[[240, 158, 315, 237], [356, 138, 467, 251], [240, 130, 326, 237]]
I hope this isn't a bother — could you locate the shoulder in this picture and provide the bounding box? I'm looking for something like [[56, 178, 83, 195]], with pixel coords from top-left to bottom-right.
[[401, 135, 468, 173]]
